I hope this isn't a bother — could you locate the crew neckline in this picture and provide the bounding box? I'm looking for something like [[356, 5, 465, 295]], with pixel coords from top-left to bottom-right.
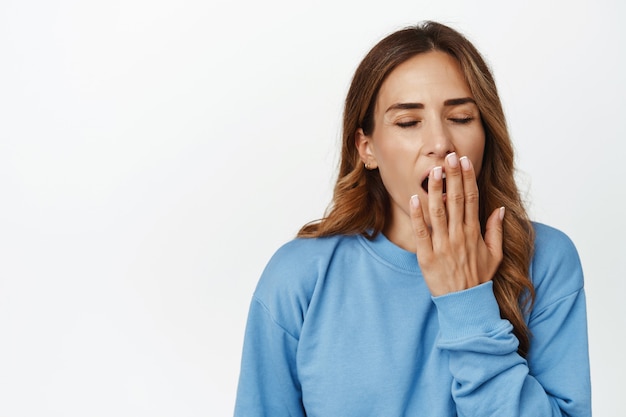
[[357, 232, 421, 273]]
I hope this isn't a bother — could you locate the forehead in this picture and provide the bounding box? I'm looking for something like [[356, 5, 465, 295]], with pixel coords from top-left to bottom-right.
[[376, 51, 472, 107]]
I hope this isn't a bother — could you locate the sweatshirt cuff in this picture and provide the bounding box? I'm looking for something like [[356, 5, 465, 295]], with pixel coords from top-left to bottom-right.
[[431, 281, 508, 341]]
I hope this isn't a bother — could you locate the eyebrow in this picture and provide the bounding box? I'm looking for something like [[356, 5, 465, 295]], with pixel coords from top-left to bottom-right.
[[443, 97, 476, 106], [385, 97, 476, 113], [385, 102, 424, 112]]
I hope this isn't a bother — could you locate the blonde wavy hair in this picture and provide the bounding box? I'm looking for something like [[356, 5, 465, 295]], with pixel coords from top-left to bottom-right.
[[298, 21, 535, 356]]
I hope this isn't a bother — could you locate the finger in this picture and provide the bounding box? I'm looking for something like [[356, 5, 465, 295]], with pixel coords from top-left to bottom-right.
[[484, 206, 505, 262], [443, 152, 464, 233], [427, 166, 448, 239], [459, 156, 480, 229], [409, 194, 433, 256]]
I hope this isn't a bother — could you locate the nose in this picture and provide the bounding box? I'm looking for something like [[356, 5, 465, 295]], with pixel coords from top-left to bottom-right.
[[423, 120, 454, 158]]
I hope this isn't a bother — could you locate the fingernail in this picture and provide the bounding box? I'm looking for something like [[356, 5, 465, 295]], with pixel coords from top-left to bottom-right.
[[499, 206, 505, 220], [460, 156, 471, 171], [432, 166, 442, 180], [410, 194, 419, 208], [446, 152, 458, 168]]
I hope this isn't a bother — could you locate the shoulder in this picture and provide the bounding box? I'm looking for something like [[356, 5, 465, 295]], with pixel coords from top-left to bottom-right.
[[256, 235, 348, 295], [532, 222, 578, 256], [530, 222, 584, 312], [252, 235, 358, 337], [264, 235, 347, 270]]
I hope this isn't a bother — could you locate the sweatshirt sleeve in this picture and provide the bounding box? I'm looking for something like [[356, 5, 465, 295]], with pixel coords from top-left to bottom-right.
[[234, 238, 326, 417], [431, 225, 591, 417], [233, 296, 305, 417]]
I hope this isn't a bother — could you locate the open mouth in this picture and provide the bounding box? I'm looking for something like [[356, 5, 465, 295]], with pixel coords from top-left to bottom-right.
[[421, 173, 447, 194]]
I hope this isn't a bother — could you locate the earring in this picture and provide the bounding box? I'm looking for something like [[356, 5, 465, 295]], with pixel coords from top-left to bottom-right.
[[365, 163, 370, 170]]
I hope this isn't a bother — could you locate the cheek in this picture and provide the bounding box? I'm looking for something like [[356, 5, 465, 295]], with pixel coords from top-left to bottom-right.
[[375, 150, 419, 194], [374, 140, 412, 173], [370, 132, 423, 193], [380, 166, 423, 206], [471, 147, 485, 177], [465, 132, 486, 176]]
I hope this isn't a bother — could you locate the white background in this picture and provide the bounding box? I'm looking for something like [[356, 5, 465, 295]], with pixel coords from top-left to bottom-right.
[[0, 0, 624, 415]]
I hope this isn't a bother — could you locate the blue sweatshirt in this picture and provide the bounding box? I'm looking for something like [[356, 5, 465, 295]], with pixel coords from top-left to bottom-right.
[[234, 222, 591, 416]]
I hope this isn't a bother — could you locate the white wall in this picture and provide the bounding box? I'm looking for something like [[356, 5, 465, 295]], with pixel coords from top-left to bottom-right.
[[0, 0, 623, 415]]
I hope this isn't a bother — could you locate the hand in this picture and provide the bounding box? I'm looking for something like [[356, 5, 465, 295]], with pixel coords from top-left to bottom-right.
[[409, 152, 504, 296]]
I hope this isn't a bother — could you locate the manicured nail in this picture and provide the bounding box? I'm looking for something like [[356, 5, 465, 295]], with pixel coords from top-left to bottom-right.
[[432, 166, 442, 180], [446, 152, 458, 168], [499, 206, 505, 220], [459, 156, 471, 171], [410, 194, 419, 208]]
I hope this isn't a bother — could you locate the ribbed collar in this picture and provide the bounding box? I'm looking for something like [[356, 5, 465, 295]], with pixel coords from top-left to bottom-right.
[[357, 232, 421, 273]]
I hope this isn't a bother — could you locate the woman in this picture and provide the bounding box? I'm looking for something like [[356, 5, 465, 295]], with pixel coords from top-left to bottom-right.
[[234, 21, 591, 416]]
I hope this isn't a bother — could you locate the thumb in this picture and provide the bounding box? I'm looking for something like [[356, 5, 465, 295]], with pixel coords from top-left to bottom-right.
[[484, 206, 505, 261]]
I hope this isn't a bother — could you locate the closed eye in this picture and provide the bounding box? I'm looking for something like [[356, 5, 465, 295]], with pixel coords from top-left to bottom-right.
[[449, 117, 474, 124], [396, 121, 419, 128]]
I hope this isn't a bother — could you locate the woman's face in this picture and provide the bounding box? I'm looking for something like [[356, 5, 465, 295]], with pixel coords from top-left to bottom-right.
[[356, 51, 485, 246]]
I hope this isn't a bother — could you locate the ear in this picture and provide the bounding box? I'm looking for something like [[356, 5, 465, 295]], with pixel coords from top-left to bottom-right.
[[355, 128, 378, 169]]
